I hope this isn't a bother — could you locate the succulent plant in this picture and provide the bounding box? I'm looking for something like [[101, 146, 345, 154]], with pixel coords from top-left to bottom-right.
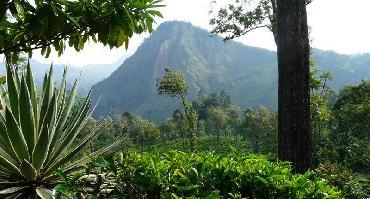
[[0, 62, 112, 198]]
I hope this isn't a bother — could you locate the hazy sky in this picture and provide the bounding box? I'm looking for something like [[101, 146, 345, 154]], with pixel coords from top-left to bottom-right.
[[31, 0, 370, 66]]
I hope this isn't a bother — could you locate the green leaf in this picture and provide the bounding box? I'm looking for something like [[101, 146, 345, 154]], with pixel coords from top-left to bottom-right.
[[45, 46, 51, 58], [0, 116, 19, 165], [0, 186, 27, 195], [45, 120, 110, 177], [53, 185, 75, 199], [25, 61, 39, 132], [5, 107, 30, 162], [6, 64, 19, 120], [39, 66, 54, 132], [33, 95, 57, 172], [36, 188, 53, 199], [256, 176, 269, 186], [41, 47, 47, 56], [20, 159, 37, 181], [45, 80, 78, 164], [0, 76, 6, 85], [91, 35, 97, 43], [147, 10, 163, 18], [19, 77, 36, 155], [0, 154, 21, 176]]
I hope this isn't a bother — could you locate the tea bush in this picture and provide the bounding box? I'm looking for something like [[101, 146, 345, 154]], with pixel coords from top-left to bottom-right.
[[60, 151, 342, 198], [315, 162, 369, 199]]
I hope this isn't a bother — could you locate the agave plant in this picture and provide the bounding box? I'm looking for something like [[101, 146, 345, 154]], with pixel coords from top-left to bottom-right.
[[0, 63, 114, 198]]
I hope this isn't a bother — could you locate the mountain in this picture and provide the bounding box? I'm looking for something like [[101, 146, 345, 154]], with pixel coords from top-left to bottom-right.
[[91, 21, 369, 123], [0, 55, 128, 94]]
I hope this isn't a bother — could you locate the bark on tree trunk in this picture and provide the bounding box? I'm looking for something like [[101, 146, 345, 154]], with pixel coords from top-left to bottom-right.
[[276, 0, 312, 173]]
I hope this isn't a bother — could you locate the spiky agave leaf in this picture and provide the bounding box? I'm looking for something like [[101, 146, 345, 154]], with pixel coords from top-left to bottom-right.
[[0, 63, 114, 198]]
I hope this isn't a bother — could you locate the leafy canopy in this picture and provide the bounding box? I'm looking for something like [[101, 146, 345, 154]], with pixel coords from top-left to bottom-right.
[[0, 0, 164, 61], [210, 0, 312, 40], [156, 68, 188, 99]]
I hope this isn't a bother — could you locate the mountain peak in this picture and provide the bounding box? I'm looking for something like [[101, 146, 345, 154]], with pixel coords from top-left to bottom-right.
[[91, 21, 369, 123]]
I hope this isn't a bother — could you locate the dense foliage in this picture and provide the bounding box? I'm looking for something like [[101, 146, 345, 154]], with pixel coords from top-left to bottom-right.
[[83, 78, 370, 197], [315, 162, 369, 198], [0, 0, 163, 60], [0, 4, 368, 197], [331, 81, 370, 172], [56, 151, 342, 198]]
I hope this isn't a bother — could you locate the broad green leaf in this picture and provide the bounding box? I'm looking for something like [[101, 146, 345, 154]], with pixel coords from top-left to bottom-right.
[[53, 184, 75, 199], [46, 80, 78, 163], [33, 95, 57, 172], [0, 186, 26, 195], [5, 108, 29, 162], [19, 77, 36, 155], [0, 117, 10, 150], [147, 10, 163, 18], [39, 67, 54, 132], [0, 154, 21, 176], [56, 79, 77, 133], [63, 137, 125, 174], [0, 116, 19, 164], [31, 134, 48, 170], [44, 94, 90, 168], [45, 46, 51, 58], [0, 147, 18, 167], [25, 61, 39, 133], [6, 64, 19, 120], [36, 188, 53, 199], [0, 84, 8, 105], [44, 120, 109, 177], [20, 159, 37, 181]]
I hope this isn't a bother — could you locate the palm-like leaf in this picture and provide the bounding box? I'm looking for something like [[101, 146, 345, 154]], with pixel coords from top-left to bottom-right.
[[0, 62, 111, 198]]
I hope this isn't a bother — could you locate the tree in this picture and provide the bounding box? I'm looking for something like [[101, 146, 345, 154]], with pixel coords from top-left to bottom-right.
[[210, 0, 312, 173], [131, 116, 160, 153], [156, 68, 198, 151], [0, 0, 163, 61], [333, 81, 370, 172], [310, 66, 335, 166], [160, 119, 177, 141], [172, 109, 185, 140], [276, 0, 312, 173], [207, 106, 228, 143], [239, 106, 277, 155], [226, 105, 241, 140]]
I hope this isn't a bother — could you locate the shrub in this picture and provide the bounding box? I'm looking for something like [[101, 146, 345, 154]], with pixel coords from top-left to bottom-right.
[[0, 63, 115, 198], [66, 150, 342, 198], [315, 162, 369, 199]]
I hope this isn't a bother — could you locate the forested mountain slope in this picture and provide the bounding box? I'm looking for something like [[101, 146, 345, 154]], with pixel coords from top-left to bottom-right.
[[88, 21, 368, 122]]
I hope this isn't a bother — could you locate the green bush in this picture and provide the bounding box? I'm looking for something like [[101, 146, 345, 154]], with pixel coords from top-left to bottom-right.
[[72, 151, 342, 198], [315, 162, 369, 199], [0, 63, 115, 198]]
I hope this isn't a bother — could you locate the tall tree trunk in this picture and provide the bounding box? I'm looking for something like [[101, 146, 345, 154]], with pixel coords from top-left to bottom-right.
[[276, 0, 312, 173]]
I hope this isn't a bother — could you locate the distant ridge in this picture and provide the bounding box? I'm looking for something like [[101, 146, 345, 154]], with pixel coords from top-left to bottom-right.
[[85, 21, 367, 122], [0, 55, 128, 94]]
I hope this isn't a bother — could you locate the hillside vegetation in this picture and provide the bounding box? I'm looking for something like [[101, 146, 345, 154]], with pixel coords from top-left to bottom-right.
[[92, 21, 370, 123]]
